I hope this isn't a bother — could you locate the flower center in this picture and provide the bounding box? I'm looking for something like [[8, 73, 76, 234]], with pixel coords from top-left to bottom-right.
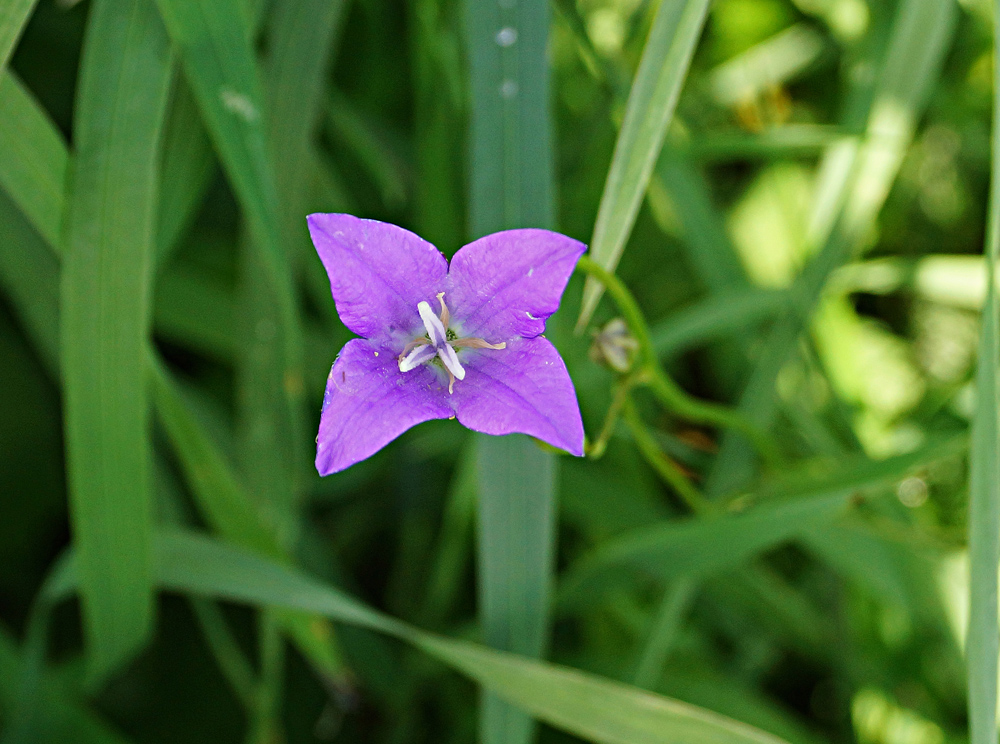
[[397, 292, 506, 393]]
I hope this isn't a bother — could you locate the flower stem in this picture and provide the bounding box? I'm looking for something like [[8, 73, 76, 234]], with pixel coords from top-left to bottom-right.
[[622, 396, 705, 512], [575, 255, 781, 467], [586, 373, 637, 459]]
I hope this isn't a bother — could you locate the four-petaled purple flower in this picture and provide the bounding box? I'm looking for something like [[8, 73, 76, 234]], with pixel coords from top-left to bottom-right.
[[308, 214, 586, 475]]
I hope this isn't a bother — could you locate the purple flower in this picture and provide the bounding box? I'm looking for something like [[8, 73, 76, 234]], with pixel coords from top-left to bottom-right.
[[308, 214, 586, 475]]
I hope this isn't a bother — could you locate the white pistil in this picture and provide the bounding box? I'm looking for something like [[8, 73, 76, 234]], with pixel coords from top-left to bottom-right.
[[399, 343, 437, 372], [398, 293, 503, 392], [437, 342, 465, 381], [418, 300, 446, 346]]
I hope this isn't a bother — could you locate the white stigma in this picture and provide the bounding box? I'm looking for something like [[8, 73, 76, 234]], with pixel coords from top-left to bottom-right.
[[398, 343, 436, 372], [418, 300, 446, 346], [399, 295, 500, 391], [437, 342, 466, 380]]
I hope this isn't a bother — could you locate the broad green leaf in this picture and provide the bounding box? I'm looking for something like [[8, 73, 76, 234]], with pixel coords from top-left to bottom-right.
[[577, 0, 711, 328], [464, 0, 558, 739], [967, 0, 1000, 737], [45, 530, 792, 744], [0, 71, 68, 250], [60, 0, 173, 681], [0, 0, 36, 72]]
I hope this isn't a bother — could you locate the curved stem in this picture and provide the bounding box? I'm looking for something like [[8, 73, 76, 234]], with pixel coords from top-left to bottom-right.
[[586, 372, 636, 459], [575, 255, 781, 466], [622, 397, 705, 512]]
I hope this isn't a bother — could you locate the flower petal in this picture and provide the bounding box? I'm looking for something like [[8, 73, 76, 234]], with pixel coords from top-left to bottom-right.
[[308, 213, 448, 341], [316, 339, 452, 475], [446, 229, 586, 340], [451, 336, 584, 455]]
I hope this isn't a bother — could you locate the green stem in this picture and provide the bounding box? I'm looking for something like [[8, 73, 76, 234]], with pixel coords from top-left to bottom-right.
[[622, 397, 705, 512], [586, 373, 636, 459], [575, 255, 781, 466], [246, 611, 285, 744]]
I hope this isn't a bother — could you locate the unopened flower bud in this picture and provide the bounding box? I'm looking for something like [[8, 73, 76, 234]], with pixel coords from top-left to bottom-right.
[[589, 318, 639, 373]]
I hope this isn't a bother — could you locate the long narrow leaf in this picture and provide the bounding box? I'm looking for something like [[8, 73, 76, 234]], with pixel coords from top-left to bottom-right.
[[60, 0, 173, 680], [561, 436, 963, 607], [153, 0, 304, 520], [967, 0, 1000, 737], [44, 530, 791, 744], [0, 0, 36, 72], [577, 0, 711, 328], [464, 0, 559, 740], [0, 71, 68, 250], [707, 0, 957, 494]]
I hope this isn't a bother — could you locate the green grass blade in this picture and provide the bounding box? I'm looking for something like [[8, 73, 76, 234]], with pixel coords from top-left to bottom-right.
[[650, 287, 787, 358], [0, 629, 134, 744], [155, 77, 214, 267], [153, 0, 304, 515], [410, 0, 465, 249], [153, 264, 236, 361], [45, 530, 793, 744], [967, 0, 1000, 738], [631, 577, 696, 688], [561, 436, 963, 607], [59, 0, 173, 681], [688, 125, 849, 162], [231, 0, 344, 535], [652, 150, 749, 294], [707, 0, 957, 494], [150, 350, 349, 693], [414, 633, 788, 744], [577, 0, 711, 328], [0, 71, 68, 250], [464, 0, 558, 739], [476, 434, 557, 743], [150, 357, 281, 558], [324, 89, 408, 209], [0, 0, 36, 72], [0, 188, 59, 374], [560, 491, 852, 608], [465, 0, 553, 235], [152, 0, 283, 266], [263, 0, 346, 255]]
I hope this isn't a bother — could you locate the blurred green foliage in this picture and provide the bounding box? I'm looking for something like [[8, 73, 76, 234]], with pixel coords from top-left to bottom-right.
[[0, 0, 993, 741]]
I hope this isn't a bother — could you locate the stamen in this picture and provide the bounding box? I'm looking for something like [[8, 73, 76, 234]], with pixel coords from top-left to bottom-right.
[[398, 343, 437, 373], [446, 368, 455, 394], [437, 342, 466, 381], [397, 337, 430, 361], [436, 292, 450, 329], [418, 300, 446, 346], [451, 337, 506, 350]]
